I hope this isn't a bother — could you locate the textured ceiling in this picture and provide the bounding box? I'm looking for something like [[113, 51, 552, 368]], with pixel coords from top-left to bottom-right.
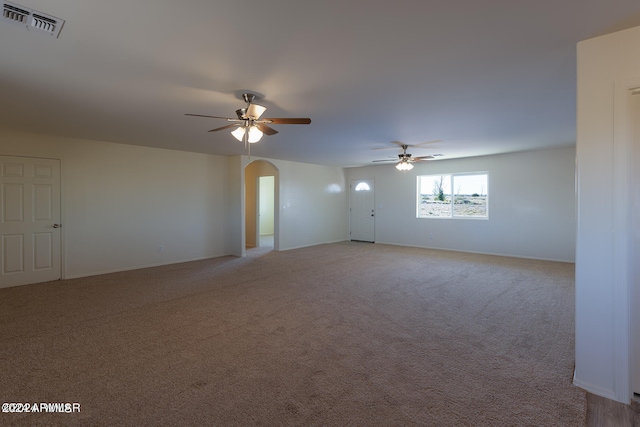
[[1, 0, 639, 167]]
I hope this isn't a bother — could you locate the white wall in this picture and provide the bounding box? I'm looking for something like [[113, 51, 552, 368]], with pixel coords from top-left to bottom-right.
[[0, 131, 350, 276], [239, 156, 348, 252], [632, 92, 640, 398], [575, 25, 640, 403], [225, 156, 244, 256], [346, 146, 576, 262], [0, 130, 230, 278]]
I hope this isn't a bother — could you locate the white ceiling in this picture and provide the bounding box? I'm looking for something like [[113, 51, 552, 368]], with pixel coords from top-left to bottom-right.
[[1, 1, 639, 167]]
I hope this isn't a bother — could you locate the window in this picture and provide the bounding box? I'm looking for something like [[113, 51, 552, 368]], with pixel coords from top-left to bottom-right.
[[417, 173, 488, 218], [354, 182, 371, 191]]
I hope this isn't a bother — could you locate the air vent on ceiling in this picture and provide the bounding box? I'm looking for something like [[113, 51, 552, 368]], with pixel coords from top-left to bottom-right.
[[3, 3, 28, 22], [1, 1, 64, 38]]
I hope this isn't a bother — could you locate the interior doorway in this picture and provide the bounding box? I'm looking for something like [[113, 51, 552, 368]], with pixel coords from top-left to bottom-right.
[[244, 160, 278, 251]]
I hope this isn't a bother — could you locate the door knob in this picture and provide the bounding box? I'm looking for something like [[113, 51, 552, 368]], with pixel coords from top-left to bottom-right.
[[53, 224, 61, 228]]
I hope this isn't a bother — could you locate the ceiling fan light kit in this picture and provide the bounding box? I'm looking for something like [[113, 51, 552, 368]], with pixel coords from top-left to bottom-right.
[[396, 161, 414, 171], [231, 126, 246, 141], [231, 124, 264, 144], [247, 126, 263, 143]]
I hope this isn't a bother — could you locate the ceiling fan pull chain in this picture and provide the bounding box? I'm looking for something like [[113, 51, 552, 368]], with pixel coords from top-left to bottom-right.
[[245, 128, 250, 159]]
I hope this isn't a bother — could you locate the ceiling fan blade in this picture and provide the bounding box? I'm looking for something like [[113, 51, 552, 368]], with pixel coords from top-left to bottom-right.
[[374, 141, 410, 150], [207, 124, 239, 132], [246, 103, 267, 119], [372, 159, 396, 162], [412, 139, 442, 147], [375, 140, 442, 150], [255, 123, 278, 135], [185, 113, 233, 120], [412, 155, 435, 161], [263, 118, 311, 125]]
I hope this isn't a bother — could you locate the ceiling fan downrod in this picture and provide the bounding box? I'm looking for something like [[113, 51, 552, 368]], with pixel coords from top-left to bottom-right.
[[242, 93, 257, 104]]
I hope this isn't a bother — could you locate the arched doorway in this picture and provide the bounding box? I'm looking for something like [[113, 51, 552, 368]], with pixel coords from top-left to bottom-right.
[[244, 160, 279, 251]]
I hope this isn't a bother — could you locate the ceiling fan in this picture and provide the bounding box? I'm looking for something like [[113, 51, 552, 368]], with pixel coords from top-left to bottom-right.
[[185, 93, 311, 153], [373, 141, 442, 170]]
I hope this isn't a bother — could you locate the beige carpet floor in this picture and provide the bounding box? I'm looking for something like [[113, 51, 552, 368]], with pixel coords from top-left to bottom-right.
[[0, 242, 586, 426]]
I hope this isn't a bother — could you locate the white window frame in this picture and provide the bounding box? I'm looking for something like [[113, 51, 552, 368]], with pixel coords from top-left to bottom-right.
[[416, 172, 489, 219]]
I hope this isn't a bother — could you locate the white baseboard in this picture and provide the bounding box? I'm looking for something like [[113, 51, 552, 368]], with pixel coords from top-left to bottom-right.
[[64, 253, 235, 280], [374, 240, 575, 264], [279, 239, 348, 252], [573, 377, 621, 402]]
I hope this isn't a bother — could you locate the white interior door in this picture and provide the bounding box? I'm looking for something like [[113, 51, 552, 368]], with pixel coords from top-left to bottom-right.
[[1, 156, 61, 288], [350, 179, 375, 242], [631, 92, 640, 397]]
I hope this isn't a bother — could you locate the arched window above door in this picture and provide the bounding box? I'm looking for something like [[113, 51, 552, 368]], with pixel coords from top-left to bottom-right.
[[355, 182, 371, 191]]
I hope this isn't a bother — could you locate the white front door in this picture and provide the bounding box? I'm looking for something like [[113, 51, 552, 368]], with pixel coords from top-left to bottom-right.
[[1, 156, 61, 288], [350, 179, 375, 242]]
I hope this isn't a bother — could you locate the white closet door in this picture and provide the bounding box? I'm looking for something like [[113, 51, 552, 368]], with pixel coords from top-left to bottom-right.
[[1, 156, 61, 288]]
